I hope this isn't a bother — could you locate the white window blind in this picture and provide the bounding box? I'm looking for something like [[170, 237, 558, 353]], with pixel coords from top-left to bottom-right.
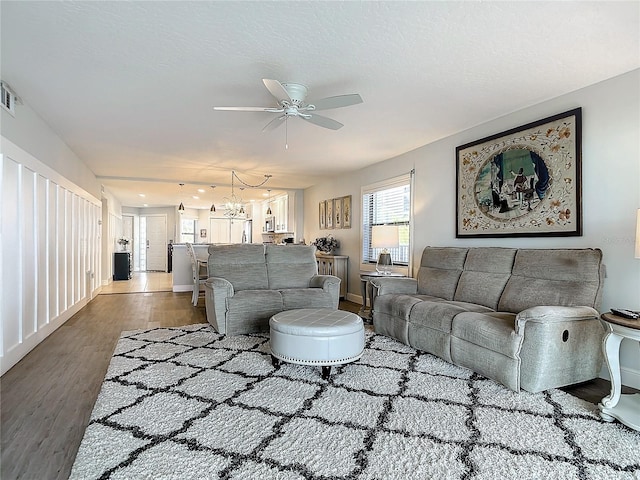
[[362, 173, 412, 266]]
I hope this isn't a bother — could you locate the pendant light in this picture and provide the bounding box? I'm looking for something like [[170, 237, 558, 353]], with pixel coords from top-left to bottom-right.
[[266, 189, 272, 215], [209, 185, 216, 215], [178, 183, 185, 215], [223, 171, 272, 218]]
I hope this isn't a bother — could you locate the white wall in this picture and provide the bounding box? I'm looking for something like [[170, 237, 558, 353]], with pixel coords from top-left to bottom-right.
[[0, 100, 105, 375], [1, 100, 101, 199], [304, 69, 640, 388], [0, 138, 102, 375]]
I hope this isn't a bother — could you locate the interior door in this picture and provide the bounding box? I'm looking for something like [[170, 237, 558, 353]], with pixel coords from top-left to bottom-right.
[[145, 215, 167, 271]]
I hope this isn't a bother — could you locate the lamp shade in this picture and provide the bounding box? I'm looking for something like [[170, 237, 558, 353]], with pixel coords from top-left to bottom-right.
[[371, 225, 400, 249], [635, 208, 640, 259]]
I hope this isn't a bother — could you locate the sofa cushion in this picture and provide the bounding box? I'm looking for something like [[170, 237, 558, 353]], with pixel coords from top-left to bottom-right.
[[280, 288, 336, 310], [226, 290, 284, 333], [416, 247, 468, 300], [408, 301, 467, 334], [498, 249, 604, 313], [266, 244, 318, 289], [374, 294, 426, 321], [451, 311, 521, 359], [208, 244, 268, 291], [454, 247, 516, 310]]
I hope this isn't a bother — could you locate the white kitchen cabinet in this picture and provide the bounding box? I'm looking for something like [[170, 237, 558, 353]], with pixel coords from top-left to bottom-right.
[[274, 194, 288, 232]]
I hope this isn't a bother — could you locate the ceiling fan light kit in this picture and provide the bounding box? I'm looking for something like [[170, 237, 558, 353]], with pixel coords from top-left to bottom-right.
[[213, 79, 363, 141]]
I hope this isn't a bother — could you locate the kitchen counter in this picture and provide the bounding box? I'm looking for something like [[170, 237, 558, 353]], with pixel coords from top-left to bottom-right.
[[171, 244, 210, 292]]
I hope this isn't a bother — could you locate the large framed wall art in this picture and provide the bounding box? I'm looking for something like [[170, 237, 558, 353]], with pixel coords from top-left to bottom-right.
[[456, 108, 582, 238]]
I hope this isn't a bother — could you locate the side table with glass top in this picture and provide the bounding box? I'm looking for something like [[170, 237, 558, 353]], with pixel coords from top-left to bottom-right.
[[359, 271, 406, 322], [599, 312, 640, 431]]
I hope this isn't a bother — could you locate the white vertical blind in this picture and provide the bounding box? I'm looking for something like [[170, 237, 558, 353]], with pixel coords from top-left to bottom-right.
[[362, 173, 412, 265]]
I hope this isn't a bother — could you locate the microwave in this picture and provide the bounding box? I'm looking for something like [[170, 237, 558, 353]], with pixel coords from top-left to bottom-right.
[[265, 216, 275, 232]]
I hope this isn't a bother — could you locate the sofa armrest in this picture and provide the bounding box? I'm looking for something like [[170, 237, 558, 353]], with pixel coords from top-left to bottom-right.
[[309, 274, 340, 289], [370, 277, 418, 296], [515, 305, 599, 335], [309, 274, 341, 306], [204, 277, 234, 333]]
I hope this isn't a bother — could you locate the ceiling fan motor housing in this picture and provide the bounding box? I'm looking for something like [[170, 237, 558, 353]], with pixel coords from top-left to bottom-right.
[[281, 83, 308, 105]]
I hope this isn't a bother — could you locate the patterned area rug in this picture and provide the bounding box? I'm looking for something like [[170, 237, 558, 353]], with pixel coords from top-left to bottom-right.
[[70, 324, 640, 480]]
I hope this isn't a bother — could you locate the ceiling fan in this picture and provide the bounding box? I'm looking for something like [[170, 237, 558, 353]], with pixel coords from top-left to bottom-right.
[[213, 79, 363, 132]]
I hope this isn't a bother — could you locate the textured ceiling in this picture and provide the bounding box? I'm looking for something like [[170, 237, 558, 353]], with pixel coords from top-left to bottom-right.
[[1, 1, 638, 209]]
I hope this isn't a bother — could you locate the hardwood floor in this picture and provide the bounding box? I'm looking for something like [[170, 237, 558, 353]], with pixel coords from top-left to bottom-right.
[[1, 291, 206, 480], [0, 295, 631, 479], [99, 271, 173, 294]]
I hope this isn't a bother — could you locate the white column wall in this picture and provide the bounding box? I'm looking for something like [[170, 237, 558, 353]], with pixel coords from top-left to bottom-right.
[[0, 138, 102, 375]]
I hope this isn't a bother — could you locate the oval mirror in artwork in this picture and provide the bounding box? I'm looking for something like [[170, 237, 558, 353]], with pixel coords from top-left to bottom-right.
[[474, 148, 550, 220]]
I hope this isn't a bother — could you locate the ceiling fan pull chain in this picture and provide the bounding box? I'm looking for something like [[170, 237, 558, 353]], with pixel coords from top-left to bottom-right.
[[285, 116, 289, 150]]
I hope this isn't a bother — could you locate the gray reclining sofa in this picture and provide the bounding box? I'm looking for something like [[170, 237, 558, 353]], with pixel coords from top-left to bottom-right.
[[371, 247, 606, 392], [204, 244, 340, 335]]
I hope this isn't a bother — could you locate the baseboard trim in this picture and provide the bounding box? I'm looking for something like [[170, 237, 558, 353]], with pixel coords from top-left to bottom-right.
[[346, 292, 363, 305], [600, 365, 640, 390], [173, 285, 193, 293], [1, 298, 88, 376]]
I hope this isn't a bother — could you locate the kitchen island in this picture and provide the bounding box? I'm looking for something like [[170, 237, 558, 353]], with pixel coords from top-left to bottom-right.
[[171, 243, 210, 292]]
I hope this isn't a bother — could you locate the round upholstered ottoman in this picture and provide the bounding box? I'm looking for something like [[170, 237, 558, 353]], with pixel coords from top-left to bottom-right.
[[270, 308, 365, 379]]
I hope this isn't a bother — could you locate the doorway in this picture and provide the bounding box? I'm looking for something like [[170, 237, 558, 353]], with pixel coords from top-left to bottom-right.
[[140, 215, 167, 271]]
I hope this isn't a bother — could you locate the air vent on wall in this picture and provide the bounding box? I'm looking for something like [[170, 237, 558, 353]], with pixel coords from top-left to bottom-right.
[[1, 81, 18, 117]]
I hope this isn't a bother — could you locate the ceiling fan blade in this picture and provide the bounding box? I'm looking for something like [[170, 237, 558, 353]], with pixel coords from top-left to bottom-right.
[[213, 106, 283, 112], [262, 115, 285, 132], [263, 79, 292, 103], [312, 94, 363, 111], [301, 113, 343, 130]]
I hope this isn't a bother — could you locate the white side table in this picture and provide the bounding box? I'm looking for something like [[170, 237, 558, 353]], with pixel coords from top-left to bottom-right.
[[599, 312, 640, 431]]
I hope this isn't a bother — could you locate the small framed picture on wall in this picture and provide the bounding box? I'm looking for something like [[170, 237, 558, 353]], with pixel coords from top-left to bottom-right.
[[326, 199, 334, 229], [334, 197, 343, 228], [319, 201, 326, 229], [342, 195, 352, 228]]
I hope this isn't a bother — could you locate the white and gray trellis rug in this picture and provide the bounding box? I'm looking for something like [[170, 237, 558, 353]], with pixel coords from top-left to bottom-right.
[[70, 324, 640, 480]]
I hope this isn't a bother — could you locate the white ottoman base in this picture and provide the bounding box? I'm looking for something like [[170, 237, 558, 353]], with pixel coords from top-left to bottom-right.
[[270, 308, 365, 379]]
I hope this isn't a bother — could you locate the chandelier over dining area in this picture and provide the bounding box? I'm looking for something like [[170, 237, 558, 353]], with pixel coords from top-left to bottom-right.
[[223, 170, 272, 218]]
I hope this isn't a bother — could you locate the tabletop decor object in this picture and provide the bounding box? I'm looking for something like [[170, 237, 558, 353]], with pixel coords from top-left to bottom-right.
[[117, 237, 130, 251], [312, 235, 339, 254], [371, 225, 399, 274]]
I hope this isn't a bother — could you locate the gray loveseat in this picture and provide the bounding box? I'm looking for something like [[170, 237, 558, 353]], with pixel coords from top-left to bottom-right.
[[204, 244, 340, 335], [371, 247, 606, 392]]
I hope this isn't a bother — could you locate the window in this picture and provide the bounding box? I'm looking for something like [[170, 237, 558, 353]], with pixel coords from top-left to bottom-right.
[[180, 218, 197, 244], [362, 173, 413, 267]]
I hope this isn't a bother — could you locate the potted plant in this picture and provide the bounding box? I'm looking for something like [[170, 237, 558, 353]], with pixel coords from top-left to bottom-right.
[[117, 237, 130, 251], [312, 235, 339, 254]]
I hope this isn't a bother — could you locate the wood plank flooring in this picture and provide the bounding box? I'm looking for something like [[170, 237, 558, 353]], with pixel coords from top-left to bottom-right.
[[0, 294, 633, 480], [99, 271, 173, 294], [1, 291, 206, 480]]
